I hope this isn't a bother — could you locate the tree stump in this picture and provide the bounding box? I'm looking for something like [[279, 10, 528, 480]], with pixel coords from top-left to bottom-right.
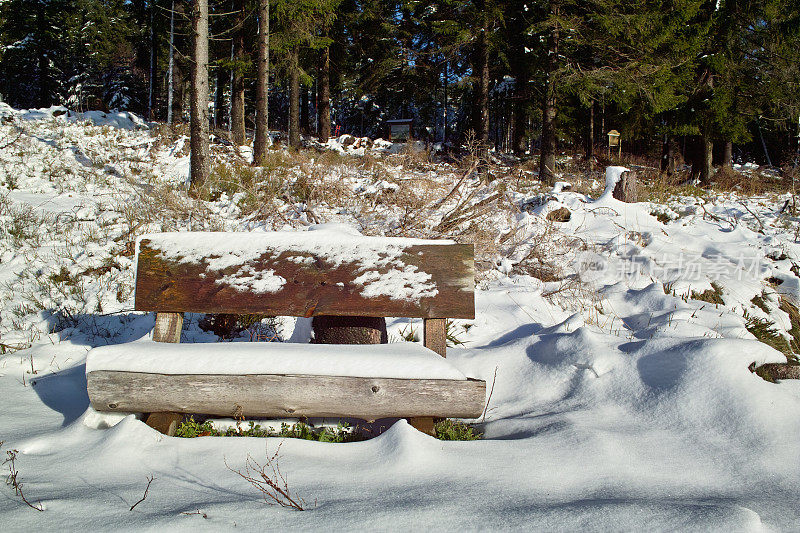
[[311, 316, 387, 344], [612, 170, 638, 203]]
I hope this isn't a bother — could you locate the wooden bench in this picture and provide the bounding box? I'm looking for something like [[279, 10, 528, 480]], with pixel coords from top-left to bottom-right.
[[86, 229, 485, 434]]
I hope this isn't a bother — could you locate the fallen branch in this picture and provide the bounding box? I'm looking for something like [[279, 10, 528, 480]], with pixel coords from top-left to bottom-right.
[[739, 201, 765, 232], [429, 159, 478, 210], [480, 366, 498, 423], [129, 475, 155, 511]]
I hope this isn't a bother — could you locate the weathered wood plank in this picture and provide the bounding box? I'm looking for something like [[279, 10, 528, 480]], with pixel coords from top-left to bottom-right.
[[135, 240, 475, 319], [153, 312, 183, 343], [424, 318, 447, 357], [87, 371, 486, 420]]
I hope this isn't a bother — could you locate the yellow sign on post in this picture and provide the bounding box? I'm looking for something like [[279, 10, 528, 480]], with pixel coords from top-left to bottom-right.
[[607, 130, 621, 159]]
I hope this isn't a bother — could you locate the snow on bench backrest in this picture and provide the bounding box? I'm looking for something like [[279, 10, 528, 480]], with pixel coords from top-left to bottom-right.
[[134, 228, 475, 318]]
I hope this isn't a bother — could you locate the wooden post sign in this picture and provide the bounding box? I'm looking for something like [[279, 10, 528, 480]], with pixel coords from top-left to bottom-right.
[[607, 129, 621, 159]]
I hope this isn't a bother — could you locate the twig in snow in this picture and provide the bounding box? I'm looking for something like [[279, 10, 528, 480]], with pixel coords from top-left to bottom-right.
[[700, 202, 736, 230], [129, 475, 155, 511], [226, 443, 310, 511], [4, 449, 44, 511], [181, 509, 209, 519], [481, 366, 498, 424], [739, 201, 765, 232]]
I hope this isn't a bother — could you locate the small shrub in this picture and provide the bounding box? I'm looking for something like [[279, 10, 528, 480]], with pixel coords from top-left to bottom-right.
[[751, 292, 771, 314], [434, 419, 482, 441], [691, 282, 724, 305], [778, 298, 800, 364], [652, 211, 672, 224], [198, 314, 279, 341], [746, 317, 792, 358], [48, 266, 77, 286], [398, 321, 419, 342], [445, 319, 466, 347]]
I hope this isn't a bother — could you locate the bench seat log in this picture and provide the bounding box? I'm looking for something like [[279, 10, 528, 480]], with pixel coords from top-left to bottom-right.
[[87, 371, 486, 420]]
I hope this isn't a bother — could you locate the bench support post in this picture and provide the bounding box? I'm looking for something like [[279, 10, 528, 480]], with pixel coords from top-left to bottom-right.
[[423, 318, 447, 357], [408, 416, 436, 435], [144, 412, 183, 436], [413, 318, 448, 435], [153, 312, 183, 343], [147, 312, 184, 435]]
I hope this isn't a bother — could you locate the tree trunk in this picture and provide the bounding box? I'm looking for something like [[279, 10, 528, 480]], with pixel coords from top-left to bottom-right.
[[301, 85, 310, 135], [699, 135, 713, 184], [586, 101, 594, 167], [289, 45, 301, 149], [312, 316, 387, 345], [253, 0, 270, 164], [661, 134, 676, 175], [230, 0, 246, 146], [473, 3, 490, 177], [189, 0, 210, 185], [722, 141, 733, 169], [167, 0, 175, 124], [540, 2, 559, 185], [148, 1, 157, 121], [213, 66, 225, 129], [511, 58, 530, 156], [36, 8, 49, 107], [318, 46, 331, 143], [443, 59, 449, 143]]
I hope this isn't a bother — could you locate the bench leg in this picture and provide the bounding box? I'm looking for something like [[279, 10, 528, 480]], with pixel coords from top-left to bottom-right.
[[424, 318, 447, 357], [408, 416, 436, 436], [144, 412, 183, 436], [153, 312, 183, 343]]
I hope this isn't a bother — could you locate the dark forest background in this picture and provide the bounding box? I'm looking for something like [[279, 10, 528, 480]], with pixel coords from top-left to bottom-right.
[[1, 0, 798, 175]]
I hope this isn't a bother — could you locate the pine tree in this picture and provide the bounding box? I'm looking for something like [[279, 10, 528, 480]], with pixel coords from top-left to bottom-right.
[[273, 0, 338, 148]]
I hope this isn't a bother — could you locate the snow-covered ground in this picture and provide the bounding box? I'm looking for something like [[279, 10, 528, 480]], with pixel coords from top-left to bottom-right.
[[1, 104, 799, 530]]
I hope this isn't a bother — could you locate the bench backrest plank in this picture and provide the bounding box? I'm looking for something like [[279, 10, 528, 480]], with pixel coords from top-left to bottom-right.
[[135, 234, 475, 319]]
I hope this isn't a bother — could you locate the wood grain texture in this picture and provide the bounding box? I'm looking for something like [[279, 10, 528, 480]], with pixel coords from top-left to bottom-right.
[[87, 371, 486, 419], [134, 240, 475, 318], [153, 312, 183, 343], [424, 318, 447, 357]]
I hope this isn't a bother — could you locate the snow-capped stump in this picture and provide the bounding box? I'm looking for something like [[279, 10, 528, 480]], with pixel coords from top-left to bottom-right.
[[86, 227, 484, 435], [612, 169, 638, 202], [599, 166, 639, 203]]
